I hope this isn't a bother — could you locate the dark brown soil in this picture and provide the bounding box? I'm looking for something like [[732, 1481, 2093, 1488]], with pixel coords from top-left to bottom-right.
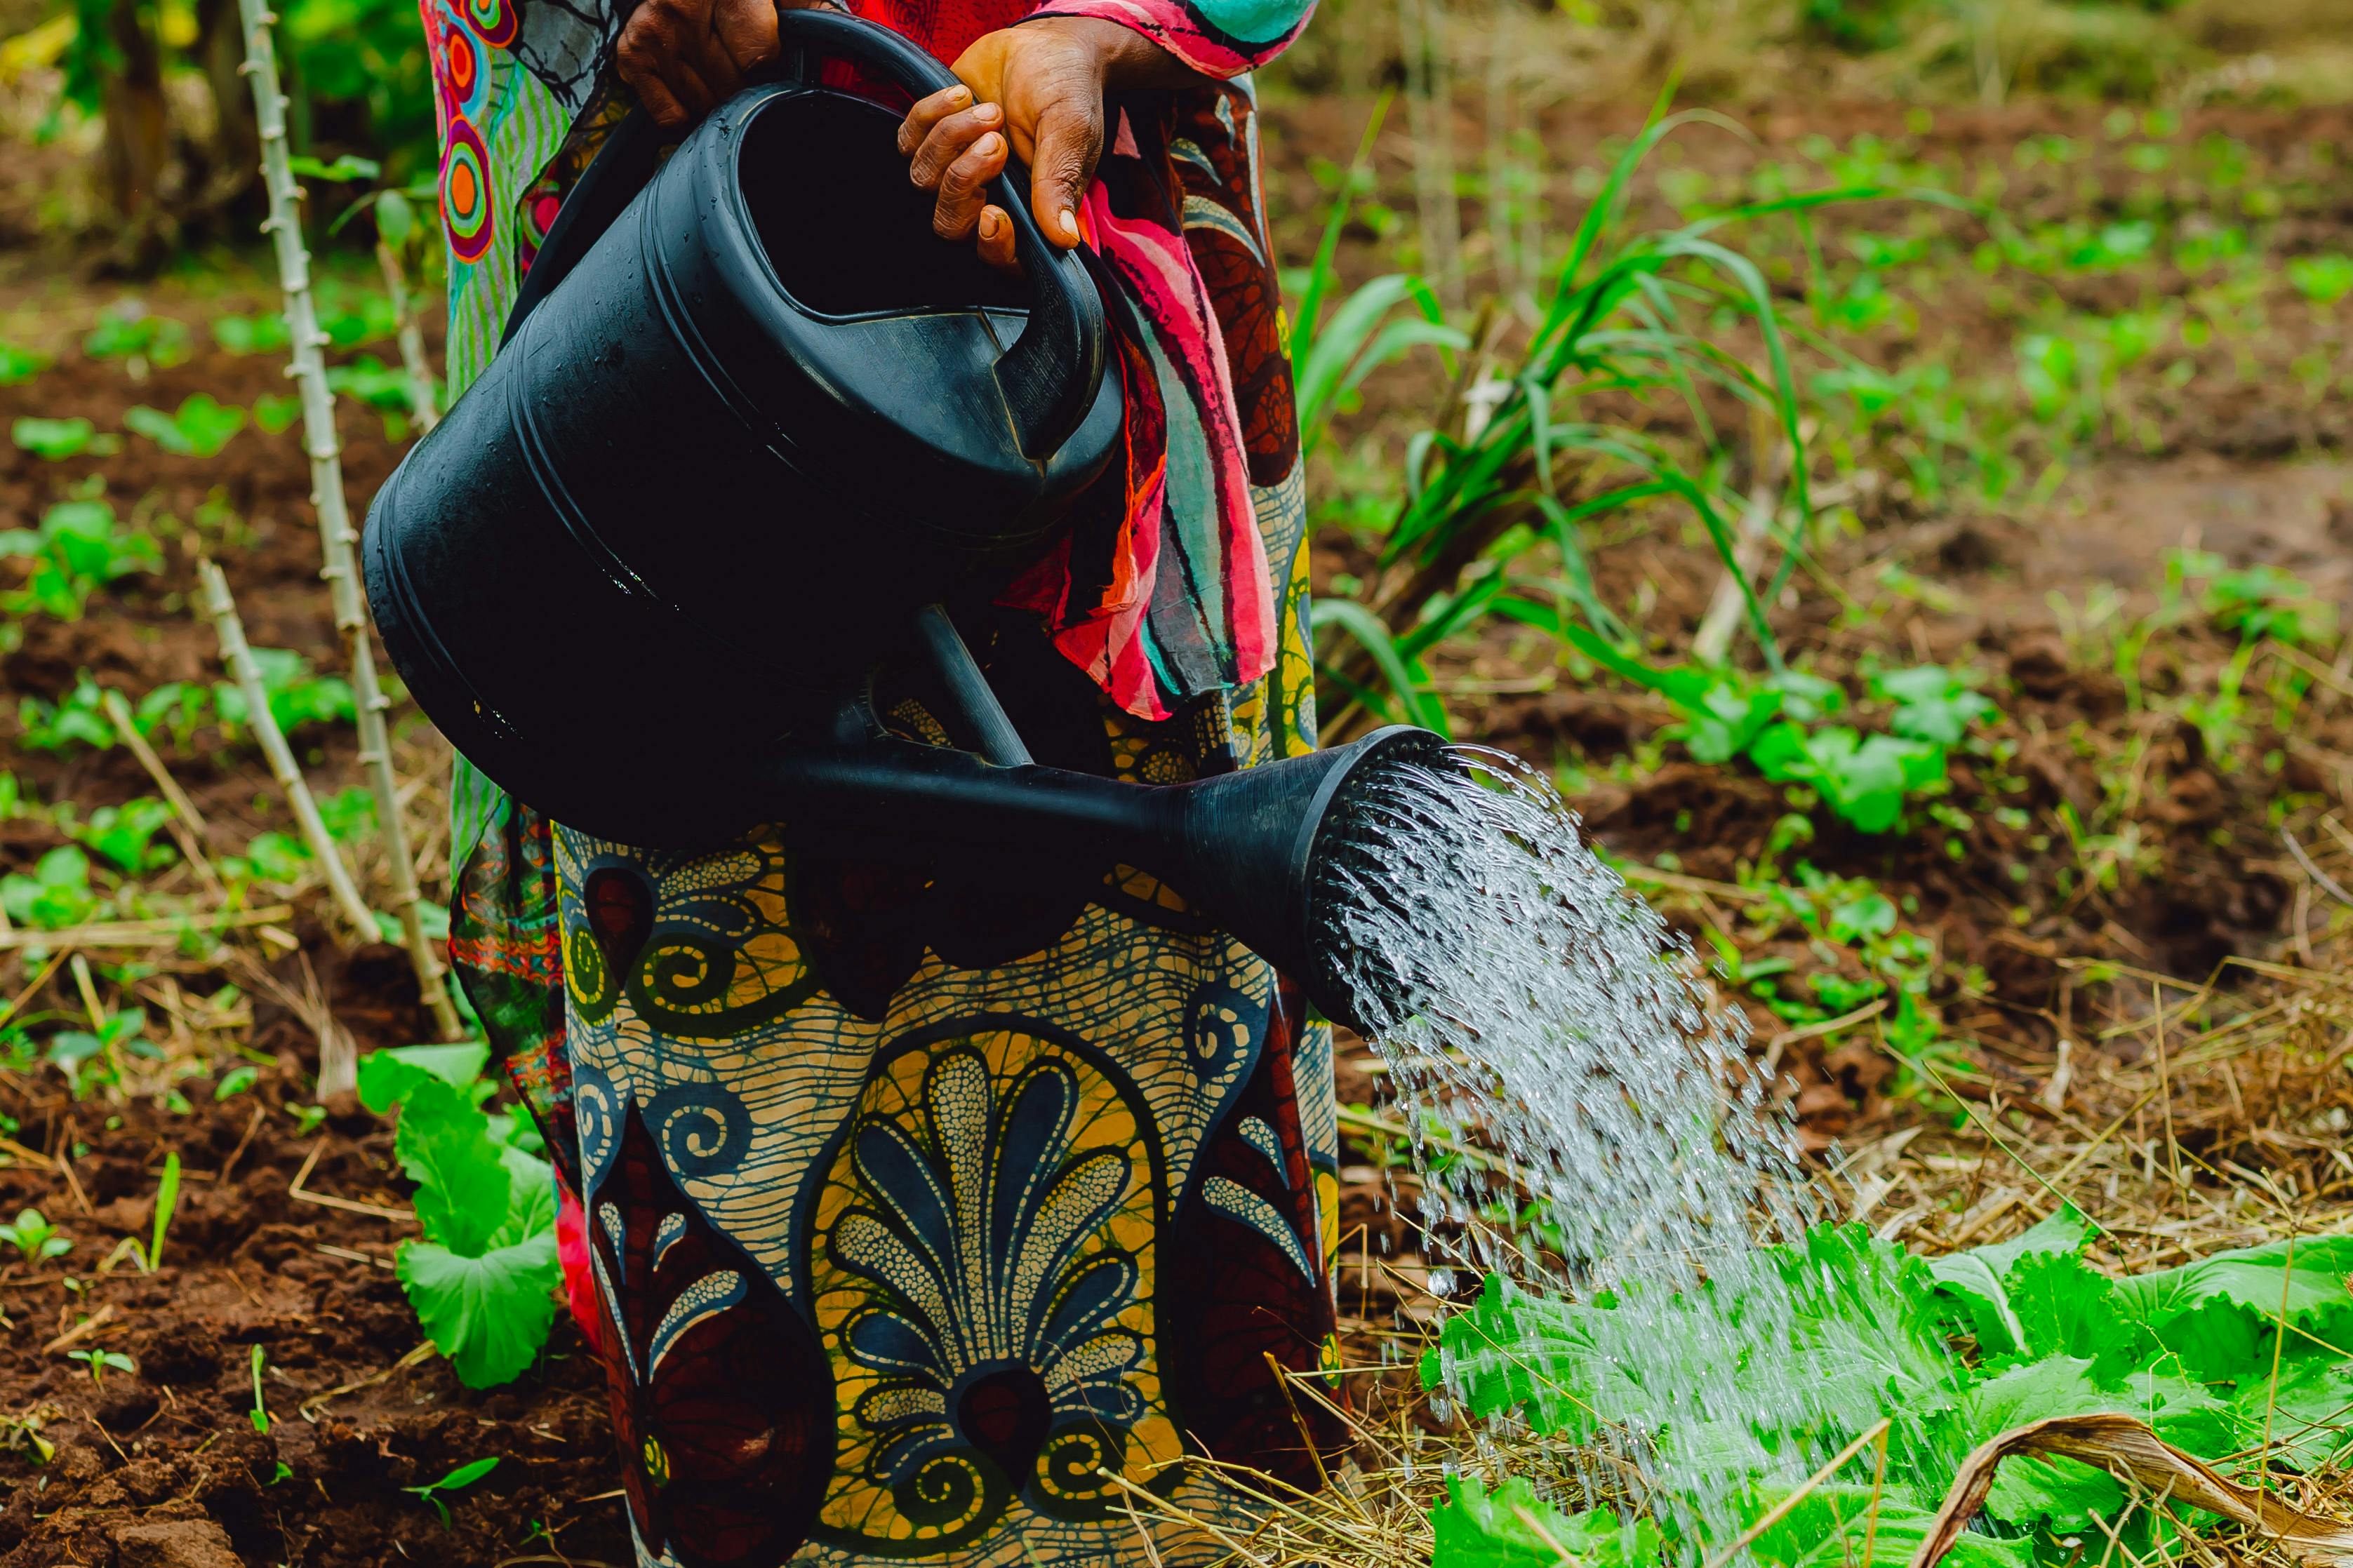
[[0, 1062, 633, 1567]]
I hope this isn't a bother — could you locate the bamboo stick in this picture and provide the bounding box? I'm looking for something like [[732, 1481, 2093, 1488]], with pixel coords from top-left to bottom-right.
[[200, 560, 371, 1097], [197, 560, 377, 943], [230, 0, 462, 1040], [100, 688, 226, 899]]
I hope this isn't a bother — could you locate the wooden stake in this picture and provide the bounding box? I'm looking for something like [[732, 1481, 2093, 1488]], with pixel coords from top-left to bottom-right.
[[230, 0, 462, 1041], [197, 558, 378, 948], [100, 688, 225, 899]]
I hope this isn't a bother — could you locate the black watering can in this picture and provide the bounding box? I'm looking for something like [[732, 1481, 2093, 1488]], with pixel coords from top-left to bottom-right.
[[362, 7, 1446, 1027]]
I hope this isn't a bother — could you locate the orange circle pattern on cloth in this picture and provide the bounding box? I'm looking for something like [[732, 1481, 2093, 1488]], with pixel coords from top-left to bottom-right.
[[422, 0, 503, 262]]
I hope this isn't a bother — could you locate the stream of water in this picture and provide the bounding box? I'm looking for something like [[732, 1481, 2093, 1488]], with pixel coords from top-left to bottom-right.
[[1319, 745, 1830, 1541]]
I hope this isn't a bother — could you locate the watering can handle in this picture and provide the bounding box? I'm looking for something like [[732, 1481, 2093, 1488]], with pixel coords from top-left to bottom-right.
[[502, 8, 1108, 462]]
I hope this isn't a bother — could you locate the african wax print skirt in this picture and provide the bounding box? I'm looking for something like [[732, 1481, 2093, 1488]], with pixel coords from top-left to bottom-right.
[[539, 608, 1345, 1567], [422, 0, 1342, 1557]]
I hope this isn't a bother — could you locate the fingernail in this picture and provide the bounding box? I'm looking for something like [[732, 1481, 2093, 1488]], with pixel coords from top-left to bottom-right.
[[949, 85, 971, 105], [980, 210, 999, 239], [1058, 208, 1079, 241], [978, 133, 1003, 156], [973, 101, 1000, 121]]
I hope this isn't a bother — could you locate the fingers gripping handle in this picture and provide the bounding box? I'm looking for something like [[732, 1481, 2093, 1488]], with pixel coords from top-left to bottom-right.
[[774, 6, 1107, 461], [504, 8, 1109, 461]]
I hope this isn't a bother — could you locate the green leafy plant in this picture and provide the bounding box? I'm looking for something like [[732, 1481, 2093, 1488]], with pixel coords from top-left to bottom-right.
[[2286, 253, 2353, 307], [1, 1207, 72, 1264], [312, 285, 400, 349], [213, 648, 356, 735], [67, 1349, 135, 1388], [0, 1407, 55, 1466], [1748, 723, 1946, 833], [1557, 631, 1990, 834], [1305, 109, 1938, 746], [1, 845, 100, 932], [83, 308, 189, 368], [402, 1455, 500, 1527], [219, 830, 316, 891], [1432, 1474, 1661, 1567], [361, 1045, 560, 1387], [124, 394, 247, 457], [211, 313, 292, 356], [0, 341, 50, 384], [249, 1344, 272, 1435], [46, 1006, 148, 1097], [0, 500, 161, 620], [13, 662, 347, 760], [1872, 665, 1998, 745], [1721, 862, 1945, 1070], [252, 392, 302, 433], [69, 798, 178, 874], [15, 677, 117, 752], [2202, 563, 2333, 648], [324, 354, 414, 410], [1427, 1217, 2353, 1568], [10, 417, 116, 461]]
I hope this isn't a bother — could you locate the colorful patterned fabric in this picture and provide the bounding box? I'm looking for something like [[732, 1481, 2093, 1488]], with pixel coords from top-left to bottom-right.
[[552, 632, 1341, 1567], [425, 0, 1335, 1561]]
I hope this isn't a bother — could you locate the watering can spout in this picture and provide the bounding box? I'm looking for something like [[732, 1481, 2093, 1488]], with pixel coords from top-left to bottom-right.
[[751, 725, 1450, 1031]]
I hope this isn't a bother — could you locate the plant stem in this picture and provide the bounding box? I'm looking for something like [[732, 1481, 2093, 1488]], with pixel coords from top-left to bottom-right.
[[232, 0, 462, 1041], [377, 239, 441, 434], [1691, 395, 1786, 667], [196, 558, 378, 948]]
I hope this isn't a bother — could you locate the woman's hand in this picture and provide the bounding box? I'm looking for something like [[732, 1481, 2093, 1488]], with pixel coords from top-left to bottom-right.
[[618, 0, 828, 128], [897, 17, 1201, 270]]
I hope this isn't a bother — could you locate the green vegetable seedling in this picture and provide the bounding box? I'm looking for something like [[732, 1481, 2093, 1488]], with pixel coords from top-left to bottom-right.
[[1, 1207, 71, 1264], [404, 1456, 499, 1527], [249, 1343, 271, 1435], [11, 417, 107, 460], [124, 394, 246, 458], [364, 1045, 561, 1388], [148, 1152, 180, 1272], [67, 1349, 135, 1388]]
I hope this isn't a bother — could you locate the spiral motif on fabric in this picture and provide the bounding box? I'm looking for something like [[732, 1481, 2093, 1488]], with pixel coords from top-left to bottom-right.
[[564, 922, 617, 1021], [440, 116, 493, 263], [1038, 1426, 1123, 1502], [895, 1452, 985, 1532], [640, 939, 731, 1012], [641, 1081, 753, 1179], [460, 0, 519, 48], [1183, 981, 1258, 1066], [571, 1066, 620, 1190]]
